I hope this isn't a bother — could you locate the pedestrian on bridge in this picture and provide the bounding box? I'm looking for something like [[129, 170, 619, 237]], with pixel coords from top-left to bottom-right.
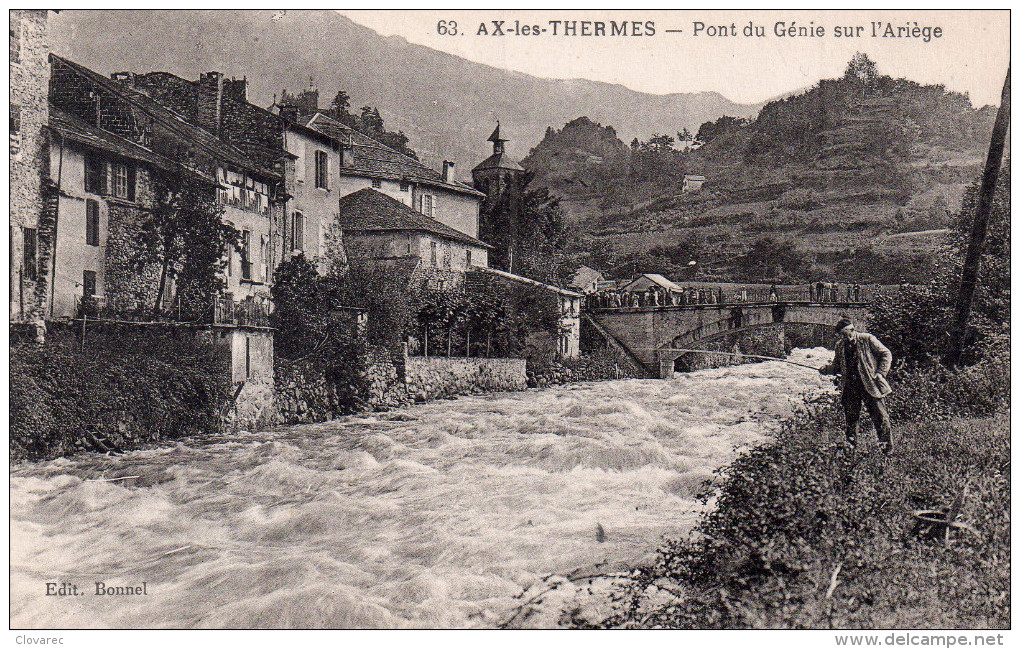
[[820, 318, 894, 454]]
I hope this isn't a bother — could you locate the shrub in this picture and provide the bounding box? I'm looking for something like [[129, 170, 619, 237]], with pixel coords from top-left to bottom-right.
[[10, 327, 230, 461]]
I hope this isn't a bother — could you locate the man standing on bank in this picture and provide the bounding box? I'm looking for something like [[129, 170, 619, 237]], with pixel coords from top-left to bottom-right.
[[822, 318, 894, 454]]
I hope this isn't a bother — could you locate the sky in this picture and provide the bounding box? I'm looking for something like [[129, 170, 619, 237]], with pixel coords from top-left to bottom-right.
[[338, 10, 1010, 107]]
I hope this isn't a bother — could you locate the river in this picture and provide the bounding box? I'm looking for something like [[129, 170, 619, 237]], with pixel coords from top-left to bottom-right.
[[10, 348, 833, 629]]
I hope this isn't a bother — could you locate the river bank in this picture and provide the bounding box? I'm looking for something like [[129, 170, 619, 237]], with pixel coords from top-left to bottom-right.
[[11, 349, 833, 628]]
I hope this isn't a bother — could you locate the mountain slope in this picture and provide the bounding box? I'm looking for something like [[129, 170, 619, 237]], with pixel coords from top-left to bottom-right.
[[528, 59, 999, 284], [48, 10, 761, 171]]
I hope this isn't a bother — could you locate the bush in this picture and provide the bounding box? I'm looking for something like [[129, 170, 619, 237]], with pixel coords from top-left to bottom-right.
[[272, 255, 369, 412], [10, 327, 230, 461]]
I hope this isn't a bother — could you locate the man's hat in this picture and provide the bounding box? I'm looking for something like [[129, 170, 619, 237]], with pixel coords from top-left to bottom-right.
[[835, 317, 854, 332]]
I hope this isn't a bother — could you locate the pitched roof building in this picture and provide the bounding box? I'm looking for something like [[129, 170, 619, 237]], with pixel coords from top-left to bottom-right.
[[337, 188, 490, 274]]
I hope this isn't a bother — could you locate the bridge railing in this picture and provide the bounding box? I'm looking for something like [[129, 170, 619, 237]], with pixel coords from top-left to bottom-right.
[[586, 283, 890, 310]]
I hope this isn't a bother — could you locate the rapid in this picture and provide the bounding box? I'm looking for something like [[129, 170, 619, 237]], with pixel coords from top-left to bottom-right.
[[10, 348, 834, 629]]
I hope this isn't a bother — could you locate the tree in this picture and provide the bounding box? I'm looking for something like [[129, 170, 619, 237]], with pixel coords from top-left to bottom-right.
[[133, 179, 238, 320], [844, 52, 879, 87], [695, 115, 750, 144], [478, 172, 566, 282], [331, 89, 350, 114]]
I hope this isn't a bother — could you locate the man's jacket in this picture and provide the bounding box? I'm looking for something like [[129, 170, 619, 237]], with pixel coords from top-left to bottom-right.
[[824, 332, 893, 398]]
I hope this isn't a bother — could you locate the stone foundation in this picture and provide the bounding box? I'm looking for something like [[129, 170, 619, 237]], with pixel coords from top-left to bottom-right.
[[401, 355, 527, 402]]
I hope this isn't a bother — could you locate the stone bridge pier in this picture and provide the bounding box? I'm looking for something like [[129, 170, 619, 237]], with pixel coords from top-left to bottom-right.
[[589, 302, 870, 378]]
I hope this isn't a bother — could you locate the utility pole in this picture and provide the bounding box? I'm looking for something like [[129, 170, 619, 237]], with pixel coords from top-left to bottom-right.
[[945, 67, 1010, 368]]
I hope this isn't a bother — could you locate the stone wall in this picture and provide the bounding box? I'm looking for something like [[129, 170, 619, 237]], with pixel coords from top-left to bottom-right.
[[402, 355, 527, 402], [528, 349, 645, 388], [274, 348, 409, 425], [10, 10, 51, 323]]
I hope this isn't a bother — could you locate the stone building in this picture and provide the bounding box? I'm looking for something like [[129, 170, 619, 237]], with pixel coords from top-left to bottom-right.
[[296, 111, 487, 254], [39, 55, 287, 428], [682, 174, 706, 193], [47, 55, 287, 315], [10, 9, 51, 326], [337, 188, 491, 287]]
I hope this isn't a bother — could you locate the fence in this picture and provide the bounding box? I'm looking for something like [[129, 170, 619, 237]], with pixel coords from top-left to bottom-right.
[[587, 283, 894, 310], [74, 294, 271, 328]]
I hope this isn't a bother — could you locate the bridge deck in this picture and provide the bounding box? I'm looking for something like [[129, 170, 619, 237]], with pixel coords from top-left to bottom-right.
[[588, 300, 870, 313]]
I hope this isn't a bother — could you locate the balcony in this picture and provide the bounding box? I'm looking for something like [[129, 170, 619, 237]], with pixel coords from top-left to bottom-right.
[[213, 295, 272, 328]]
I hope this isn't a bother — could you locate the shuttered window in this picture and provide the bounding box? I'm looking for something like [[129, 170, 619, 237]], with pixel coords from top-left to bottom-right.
[[23, 227, 37, 281], [84, 156, 106, 194], [314, 150, 328, 189], [86, 199, 100, 246], [240, 230, 252, 280], [291, 211, 304, 251], [10, 103, 20, 155], [82, 270, 97, 298]]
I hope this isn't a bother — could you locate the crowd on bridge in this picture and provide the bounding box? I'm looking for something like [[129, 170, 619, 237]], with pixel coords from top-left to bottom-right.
[[587, 282, 871, 310], [811, 282, 865, 303]]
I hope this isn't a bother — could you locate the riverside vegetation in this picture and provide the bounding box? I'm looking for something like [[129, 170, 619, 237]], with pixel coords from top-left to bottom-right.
[[576, 163, 1009, 629]]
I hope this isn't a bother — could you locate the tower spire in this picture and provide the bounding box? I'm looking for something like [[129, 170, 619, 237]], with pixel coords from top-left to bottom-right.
[[487, 121, 507, 154]]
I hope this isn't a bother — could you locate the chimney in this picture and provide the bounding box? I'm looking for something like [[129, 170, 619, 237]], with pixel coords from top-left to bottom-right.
[[339, 135, 355, 168], [110, 71, 135, 87], [442, 161, 456, 183], [278, 103, 299, 124], [223, 76, 248, 103], [197, 72, 224, 135]]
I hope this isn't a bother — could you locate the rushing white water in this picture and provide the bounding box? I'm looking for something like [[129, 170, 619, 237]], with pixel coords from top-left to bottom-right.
[[10, 348, 834, 629]]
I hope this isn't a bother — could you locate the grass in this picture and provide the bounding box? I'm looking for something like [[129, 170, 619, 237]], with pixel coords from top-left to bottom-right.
[[581, 355, 1010, 629]]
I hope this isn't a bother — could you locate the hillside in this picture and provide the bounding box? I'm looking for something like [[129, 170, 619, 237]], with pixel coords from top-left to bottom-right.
[[529, 56, 999, 284], [48, 10, 760, 171]]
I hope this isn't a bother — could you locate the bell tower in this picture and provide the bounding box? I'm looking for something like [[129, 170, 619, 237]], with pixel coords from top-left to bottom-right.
[[471, 122, 525, 198]]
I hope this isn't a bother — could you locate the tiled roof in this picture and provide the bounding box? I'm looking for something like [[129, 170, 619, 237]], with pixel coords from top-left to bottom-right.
[[48, 108, 207, 180], [50, 55, 280, 182], [337, 188, 491, 249], [469, 267, 583, 298], [471, 151, 525, 173], [303, 113, 485, 198], [622, 274, 683, 292]]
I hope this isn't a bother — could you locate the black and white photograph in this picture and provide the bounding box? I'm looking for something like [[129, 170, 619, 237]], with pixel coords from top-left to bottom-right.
[[8, 8, 1011, 640]]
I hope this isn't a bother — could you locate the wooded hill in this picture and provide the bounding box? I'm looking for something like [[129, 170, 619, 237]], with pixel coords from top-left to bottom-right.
[[527, 55, 1000, 285]]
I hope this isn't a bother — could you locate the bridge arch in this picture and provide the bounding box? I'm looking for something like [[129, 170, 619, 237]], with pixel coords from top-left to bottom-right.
[[653, 305, 869, 378], [588, 302, 870, 379]]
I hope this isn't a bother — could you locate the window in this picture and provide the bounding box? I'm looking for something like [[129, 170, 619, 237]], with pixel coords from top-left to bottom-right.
[[430, 241, 437, 266], [291, 211, 304, 251], [371, 178, 382, 189], [399, 180, 409, 192], [244, 335, 251, 379], [421, 194, 433, 218], [240, 229, 252, 280], [110, 162, 135, 200], [314, 150, 328, 189], [260, 235, 269, 282], [86, 199, 100, 246], [466, 249, 472, 267], [23, 227, 36, 281], [82, 270, 97, 298], [10, 22, 20, 65], [84, 156, 106, 195], [10, 103, 20, 155]]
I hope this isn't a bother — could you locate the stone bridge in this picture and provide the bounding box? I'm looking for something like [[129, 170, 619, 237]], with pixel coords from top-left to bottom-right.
[[588, 301, 871, 378]]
